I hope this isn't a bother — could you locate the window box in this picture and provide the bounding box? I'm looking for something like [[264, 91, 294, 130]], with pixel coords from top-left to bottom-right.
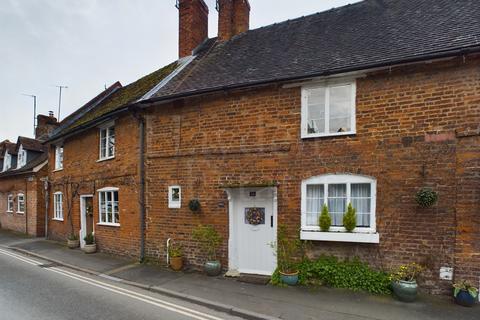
[[300, 230, 380, 243], [301, 81, 356, 139]]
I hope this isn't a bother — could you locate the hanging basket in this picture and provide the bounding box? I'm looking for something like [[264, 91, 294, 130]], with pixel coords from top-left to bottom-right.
[[188, 199, 201, 213], [415, 188, 438, 208]]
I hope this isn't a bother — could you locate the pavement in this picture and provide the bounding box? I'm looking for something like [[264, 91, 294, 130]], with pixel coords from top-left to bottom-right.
[[1, 229, 478, 320]]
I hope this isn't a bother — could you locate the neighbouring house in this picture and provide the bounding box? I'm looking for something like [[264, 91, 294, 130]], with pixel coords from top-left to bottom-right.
[[0, 114, 58, 236], [44, 0, 480, 295]]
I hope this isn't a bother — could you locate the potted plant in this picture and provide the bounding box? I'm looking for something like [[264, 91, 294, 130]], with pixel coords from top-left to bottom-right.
[[343, 203, 357, 232], [83, 233, 97, 254], [192, 225, 222, 276], [276, 225, 301, 285], [67, 233, 80, 249], [319, 204, 331, 232], [415, 188, 438, 208], [453, 281, 478, 307], [188, 199, 201, 213], [169, 242, 184, 271], [390, 262, 424, 302]]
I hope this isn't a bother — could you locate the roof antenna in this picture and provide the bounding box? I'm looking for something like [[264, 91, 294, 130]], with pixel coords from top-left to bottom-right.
[[55, 85, 68, 121], [22, 93, 37, 136]]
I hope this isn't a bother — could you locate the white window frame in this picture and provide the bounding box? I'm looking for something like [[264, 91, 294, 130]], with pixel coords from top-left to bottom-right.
[[55, 145, 64, 170], [17, 193, 25, 214], [300, 174, 379, 243], [99, 123, 115, 161], [7, 194, 14, 213], [301, 80, 356, 139], [3, 151, 12, 172], [53, 192, 64, 221], [16, 145, 27, 169], [168, 186, 181, 209], [97, 187, 120, 226]]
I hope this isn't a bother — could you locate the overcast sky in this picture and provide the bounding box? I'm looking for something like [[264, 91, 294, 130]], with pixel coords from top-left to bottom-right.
[[0, 0, 360, 141]]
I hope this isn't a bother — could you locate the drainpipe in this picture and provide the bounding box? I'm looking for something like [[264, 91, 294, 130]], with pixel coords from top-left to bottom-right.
[[24, 178, 28, 235], [43, 178, 49, 239], [131, 108, 146, 263]]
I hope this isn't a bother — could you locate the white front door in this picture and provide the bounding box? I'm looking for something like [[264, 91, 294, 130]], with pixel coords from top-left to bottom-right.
[[228, 187, 277, 276]]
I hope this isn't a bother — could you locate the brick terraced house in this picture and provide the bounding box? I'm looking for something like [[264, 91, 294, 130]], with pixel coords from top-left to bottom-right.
[[43, 0, 480, 294], [0, 114, 58, 236]]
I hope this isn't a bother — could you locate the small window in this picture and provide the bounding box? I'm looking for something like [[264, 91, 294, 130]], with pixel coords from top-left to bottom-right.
[[99, 125, 115, 160], [301, 81, 356, 138], [98, 188, 119, 225], [17, 146, 27, 169], [3, 152, 12, 172], [17, 193, 25, 213], [168, 186, 181, 209], [55, 146, 64, 170], [53, 192, 63, 220], [7, 194, 14, 212]]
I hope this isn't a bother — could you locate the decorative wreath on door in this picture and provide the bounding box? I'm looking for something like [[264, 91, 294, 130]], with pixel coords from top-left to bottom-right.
[[245, 207, 265, 225]]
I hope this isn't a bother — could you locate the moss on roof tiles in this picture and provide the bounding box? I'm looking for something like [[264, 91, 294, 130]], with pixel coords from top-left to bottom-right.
[[68, 61, 178, 130]]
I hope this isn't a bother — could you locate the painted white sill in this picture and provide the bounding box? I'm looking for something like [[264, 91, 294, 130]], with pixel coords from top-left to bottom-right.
[[52, 218, 64, 222], [6, 211, 13, 214], [168, 204, 181, 209], [53, 168, 63, 172], [301, 131, 356, 139], [97, 223, 120, 227], [97, 156, 115, 163], [300, 230, 380, 243], [16, 212, 25, 215]]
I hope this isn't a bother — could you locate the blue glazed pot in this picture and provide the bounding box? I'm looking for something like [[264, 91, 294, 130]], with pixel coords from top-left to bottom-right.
[[280, 271, 299, 286], [392, 280, 418, 302], [204, 261, 222, 276], [455, 290, 477, 307]]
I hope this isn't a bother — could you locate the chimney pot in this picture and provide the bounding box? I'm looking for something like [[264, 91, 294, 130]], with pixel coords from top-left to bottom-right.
[[178, 0, 209, 59], [217, 0, 250, 42]]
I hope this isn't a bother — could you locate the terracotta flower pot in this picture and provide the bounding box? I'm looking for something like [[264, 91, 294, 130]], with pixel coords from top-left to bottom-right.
[[170, 257, 183, 271], [67, 239, 80, 249], [83, 244, 97, 254]]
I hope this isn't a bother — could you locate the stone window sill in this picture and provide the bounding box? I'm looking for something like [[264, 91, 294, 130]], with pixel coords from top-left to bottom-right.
[[300, 230, 380, 243], [97, 156, 115, 163], [97, 223, 120, 228]]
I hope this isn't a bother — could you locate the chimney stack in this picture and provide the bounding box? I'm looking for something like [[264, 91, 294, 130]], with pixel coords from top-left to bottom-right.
[[217, 0, 250, 42], [177, 0, 209, 58], [35, 113, 59, 142]]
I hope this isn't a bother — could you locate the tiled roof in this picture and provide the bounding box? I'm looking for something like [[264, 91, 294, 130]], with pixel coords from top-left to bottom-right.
[[152, 0, 480, 98], [17, 136, 46, 152], [0, 153, 47, 178], [50, 0, 480, 138], [49, 62, 178, 140]]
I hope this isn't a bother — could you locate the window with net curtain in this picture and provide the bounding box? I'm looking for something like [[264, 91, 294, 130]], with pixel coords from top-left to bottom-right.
[[302, 174, 376, 232]]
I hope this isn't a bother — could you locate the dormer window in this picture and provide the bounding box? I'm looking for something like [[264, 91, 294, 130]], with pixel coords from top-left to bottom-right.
[[2, 151, 12, 172], [16, 145, 27, 169], [55, 146, 64, 170], [99, 124, 115, 160]]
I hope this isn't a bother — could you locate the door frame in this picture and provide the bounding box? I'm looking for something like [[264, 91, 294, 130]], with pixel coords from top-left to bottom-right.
[[79, 195, 94, 248], [225, 187, 278, 276]]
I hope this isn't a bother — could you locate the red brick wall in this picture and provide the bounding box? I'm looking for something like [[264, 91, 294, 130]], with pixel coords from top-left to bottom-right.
[[47, 114, 141, 258], [144, 55, 480, 294], [178, 0, 209, 58], [0, 169, 47, 237]]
